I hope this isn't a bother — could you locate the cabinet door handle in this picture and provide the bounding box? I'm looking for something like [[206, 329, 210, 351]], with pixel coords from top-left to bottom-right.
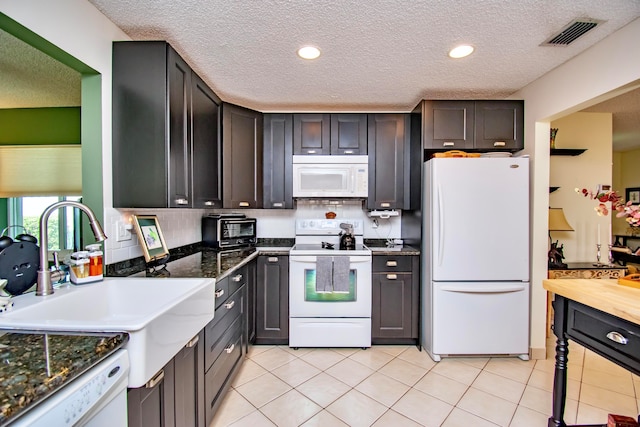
[[186, 335, 199, 348], [268, 257, 279, 263], [225, 343, 235, 354], [606, 331, 629, 345], [225, 300, 235, 309], [175, 198, 189, 205], [145, 369, 165, 388], [239, 202, 250, 207], [386, 274, 397, 280], [232, 274, 243, 282], [386, 260, 397, 267], [380, 202, 390, 208], [204, 201, 214, 206], [443, 142, 455, 147], [307, 150, 317, 154], [493, 141, 506, 147], [273, 202, 283, 207], [344, 150, 354, 154], [215, 289, 225, 298]]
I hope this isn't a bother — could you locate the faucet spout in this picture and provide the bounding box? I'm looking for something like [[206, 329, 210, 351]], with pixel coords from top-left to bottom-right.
[[36, 201, 107, 296]]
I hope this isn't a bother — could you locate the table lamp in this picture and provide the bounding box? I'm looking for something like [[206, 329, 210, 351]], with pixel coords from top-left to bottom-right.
[[548, 207, 574, 268]]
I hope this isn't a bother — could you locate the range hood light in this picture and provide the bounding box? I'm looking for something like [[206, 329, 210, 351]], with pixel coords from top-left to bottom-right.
[[448, 44, 474, 59], [297, 46, 321, 60]]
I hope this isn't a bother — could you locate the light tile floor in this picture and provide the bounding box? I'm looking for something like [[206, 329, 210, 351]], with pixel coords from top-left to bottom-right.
[[211, 336, 640, 426]]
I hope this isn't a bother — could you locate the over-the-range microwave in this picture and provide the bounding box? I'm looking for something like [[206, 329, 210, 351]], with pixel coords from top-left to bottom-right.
[[292, 155, 368, 198]]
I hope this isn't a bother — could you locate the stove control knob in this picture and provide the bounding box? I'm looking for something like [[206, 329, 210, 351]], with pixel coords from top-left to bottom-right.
[[309, 220, 316, 227]]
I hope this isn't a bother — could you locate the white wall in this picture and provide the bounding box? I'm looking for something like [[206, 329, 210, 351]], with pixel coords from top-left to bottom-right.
[[515, 17, 640, 358], [549, 112, 612, 263]]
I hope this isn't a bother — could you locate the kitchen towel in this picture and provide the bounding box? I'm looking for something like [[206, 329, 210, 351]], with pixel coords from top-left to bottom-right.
[[315, 256, 333, 292], [332, 256, 350, 293]]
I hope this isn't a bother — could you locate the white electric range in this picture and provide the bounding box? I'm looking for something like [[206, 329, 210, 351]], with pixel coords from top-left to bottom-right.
[[289, 219, 372, 348]]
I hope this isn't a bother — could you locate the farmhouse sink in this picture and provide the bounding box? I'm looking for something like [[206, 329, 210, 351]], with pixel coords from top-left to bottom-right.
[[0, 277, 216, 387]]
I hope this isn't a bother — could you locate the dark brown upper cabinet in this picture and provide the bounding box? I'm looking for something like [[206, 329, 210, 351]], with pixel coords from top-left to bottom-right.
[[330, 114, 368, 155], [293, 113, 367, 155], [367, 114, 411, 210], [222, 103, 263, 209], [263, 114, 293, 209], [112, 41, 221, 209], [420, 100, 524, 152]]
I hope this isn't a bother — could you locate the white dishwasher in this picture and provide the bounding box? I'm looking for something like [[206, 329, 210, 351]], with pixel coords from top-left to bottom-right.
[[13, 349, 129, 426]]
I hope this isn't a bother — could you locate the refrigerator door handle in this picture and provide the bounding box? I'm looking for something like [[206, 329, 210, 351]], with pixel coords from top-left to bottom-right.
[[439, 284, 526, 293], [437, 183, 445, 266]]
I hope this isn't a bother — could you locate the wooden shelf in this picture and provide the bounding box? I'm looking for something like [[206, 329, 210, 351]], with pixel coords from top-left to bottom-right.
[[549, 187, 560, 193], [550, 148, 587, 156]]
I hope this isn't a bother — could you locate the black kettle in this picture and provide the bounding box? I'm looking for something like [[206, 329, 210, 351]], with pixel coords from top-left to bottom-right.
[[339, 223, 356, 250]]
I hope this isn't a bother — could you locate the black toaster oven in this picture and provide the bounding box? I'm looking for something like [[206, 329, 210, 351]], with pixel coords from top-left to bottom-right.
[[202, 214, 256, 248]]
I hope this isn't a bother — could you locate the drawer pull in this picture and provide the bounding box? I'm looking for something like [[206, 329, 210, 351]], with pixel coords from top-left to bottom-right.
[[386, 274, 397, 280], [145, 369, 165, 388], [239, 202, 250, 207], [225, 300, 235, 309], [386, 260, 397, 267], [232, 274, 243, 282], [204, 201, 214, 206], [225, 343, 235, 354], [344, 150, 354, 154], [215, 289, 225, 298], [268, 257, 279, 263], [186, 335, 199, 348], [307, 150, 317, 154], [273, 202, 283, 207], [175, 198, 189, 205], [443, 142, 455, 147], [493, 141, 506, 147], [380, 202, 390, 208], [606, 331, 629, 345]]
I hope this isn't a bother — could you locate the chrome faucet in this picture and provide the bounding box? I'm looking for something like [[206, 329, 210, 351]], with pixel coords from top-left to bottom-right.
[[36, 201, 107, 296]]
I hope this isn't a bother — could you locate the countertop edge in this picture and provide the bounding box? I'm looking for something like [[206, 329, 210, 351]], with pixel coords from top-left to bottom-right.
[[543, 278, 640, 326]]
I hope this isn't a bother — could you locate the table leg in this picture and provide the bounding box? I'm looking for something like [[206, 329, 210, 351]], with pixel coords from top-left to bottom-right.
[[548, 296, 568, 427]]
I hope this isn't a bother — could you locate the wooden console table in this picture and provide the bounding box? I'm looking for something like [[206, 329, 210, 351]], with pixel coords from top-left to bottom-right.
[[543, 278, 640, 427], [548, 262, 626, 280]]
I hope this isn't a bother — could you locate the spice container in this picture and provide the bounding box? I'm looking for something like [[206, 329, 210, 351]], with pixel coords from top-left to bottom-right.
[[86, 244, 103, 277]]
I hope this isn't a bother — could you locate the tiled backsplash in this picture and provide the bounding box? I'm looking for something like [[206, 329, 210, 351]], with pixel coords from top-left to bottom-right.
[[105, 201, 401, 264]]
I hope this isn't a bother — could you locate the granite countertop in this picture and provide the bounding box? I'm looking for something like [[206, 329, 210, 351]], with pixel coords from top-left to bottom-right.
[[0, 331, 127, 425], [106, 238, 418, 279]]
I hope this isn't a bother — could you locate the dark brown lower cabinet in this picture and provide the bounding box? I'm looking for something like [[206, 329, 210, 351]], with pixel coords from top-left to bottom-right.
[[204, 285, 246, 425], [127, 329, 204, 427], [255, 255, 289, 344], [371, 255, 419, 344]]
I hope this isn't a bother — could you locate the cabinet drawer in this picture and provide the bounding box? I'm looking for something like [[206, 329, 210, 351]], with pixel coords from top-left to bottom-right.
[[228, 266, 247, 297], [205, 287, 243, 370], [204, 321, 243, 424], [373, 256, 412, 272], [214, 276, 229, 310], [567, 300, 640, 374]]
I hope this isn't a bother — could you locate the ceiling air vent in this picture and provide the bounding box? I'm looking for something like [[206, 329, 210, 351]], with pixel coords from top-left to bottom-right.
[[542, 18, 604, 46]]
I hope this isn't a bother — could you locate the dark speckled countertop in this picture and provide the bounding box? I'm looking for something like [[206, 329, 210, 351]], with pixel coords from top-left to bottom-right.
[[0, 331, 127, 425]]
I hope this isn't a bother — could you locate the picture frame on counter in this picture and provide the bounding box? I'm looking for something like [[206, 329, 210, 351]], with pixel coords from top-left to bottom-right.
[[132, 215, 169, 263]]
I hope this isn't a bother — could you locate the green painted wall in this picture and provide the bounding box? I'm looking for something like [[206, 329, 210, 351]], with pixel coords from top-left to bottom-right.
[[0, 199, 7, 232], [0, 107, 81, 145]]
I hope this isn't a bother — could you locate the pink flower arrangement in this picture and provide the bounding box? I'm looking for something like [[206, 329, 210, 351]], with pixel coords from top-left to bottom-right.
[[575, 187, 640, 227]]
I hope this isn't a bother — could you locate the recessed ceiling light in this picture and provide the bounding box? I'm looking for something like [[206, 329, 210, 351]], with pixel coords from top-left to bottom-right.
[[449, 44, 474, 59], [297, 46, 321, 60]]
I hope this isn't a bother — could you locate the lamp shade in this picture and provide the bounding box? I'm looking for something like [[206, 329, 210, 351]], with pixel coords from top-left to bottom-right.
[[548, 208, 574, 231]]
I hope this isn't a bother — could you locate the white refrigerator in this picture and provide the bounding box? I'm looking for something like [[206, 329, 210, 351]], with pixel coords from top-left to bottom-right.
[[421, 157, 530, 361]]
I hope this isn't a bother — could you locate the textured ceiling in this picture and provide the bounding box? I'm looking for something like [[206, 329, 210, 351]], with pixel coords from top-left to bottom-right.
[[86, 0, 640, 112], [1, 1, 639, 149]]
